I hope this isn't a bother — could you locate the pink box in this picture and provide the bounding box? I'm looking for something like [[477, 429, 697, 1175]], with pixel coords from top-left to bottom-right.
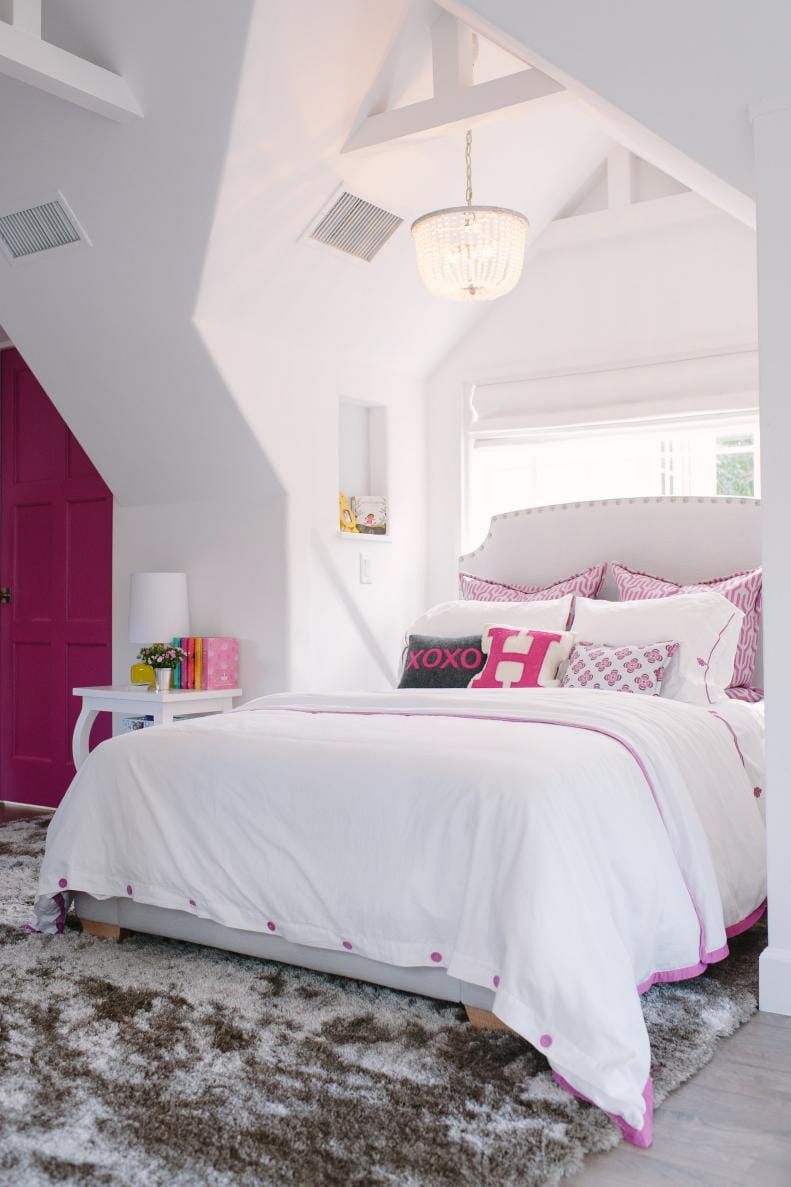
[[202, 637, 239, 689]]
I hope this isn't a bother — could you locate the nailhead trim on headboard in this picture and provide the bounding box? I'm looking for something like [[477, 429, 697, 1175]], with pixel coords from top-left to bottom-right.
[[459, 496, 762, 564]]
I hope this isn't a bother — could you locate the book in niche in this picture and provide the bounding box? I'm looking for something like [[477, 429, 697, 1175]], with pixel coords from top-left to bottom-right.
[[352, 494, 387, 535]]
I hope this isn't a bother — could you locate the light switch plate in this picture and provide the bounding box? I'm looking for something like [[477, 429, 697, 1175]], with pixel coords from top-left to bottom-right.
[[359, 552, 373, 584]]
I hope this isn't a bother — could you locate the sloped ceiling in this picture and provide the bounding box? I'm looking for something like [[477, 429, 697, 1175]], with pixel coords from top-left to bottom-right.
[[194, 1, 612, 377], [0, 0, 276, 504], [0, 0, 612, 504], [441, 0, 783, 224]]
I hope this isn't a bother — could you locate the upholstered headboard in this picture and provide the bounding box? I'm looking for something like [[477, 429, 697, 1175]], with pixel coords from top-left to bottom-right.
[[459, 496, 762, 683]]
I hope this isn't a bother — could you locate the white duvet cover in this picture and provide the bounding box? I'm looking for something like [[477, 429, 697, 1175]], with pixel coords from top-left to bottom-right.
[[33, 688, 766, 1145]]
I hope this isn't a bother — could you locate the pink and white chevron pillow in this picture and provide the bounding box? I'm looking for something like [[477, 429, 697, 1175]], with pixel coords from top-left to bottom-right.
[[560, 640, 680, 696], [459, 564, 606, 604], [610, 563, 762, 688]]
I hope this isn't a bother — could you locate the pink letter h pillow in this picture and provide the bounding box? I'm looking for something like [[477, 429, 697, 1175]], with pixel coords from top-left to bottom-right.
[[470, 626, 576, 689]]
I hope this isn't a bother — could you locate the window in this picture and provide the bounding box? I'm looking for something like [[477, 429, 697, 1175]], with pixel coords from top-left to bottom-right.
[[466, 413, 760, 549]]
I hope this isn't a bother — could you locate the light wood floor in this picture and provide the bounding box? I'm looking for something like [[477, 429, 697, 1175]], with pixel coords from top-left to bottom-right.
[[573, 1009, 791, 1186], [2, 801, 789, 1184]]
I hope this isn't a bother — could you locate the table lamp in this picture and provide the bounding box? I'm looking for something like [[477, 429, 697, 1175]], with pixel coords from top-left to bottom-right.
[[128, 572, 190, 685]]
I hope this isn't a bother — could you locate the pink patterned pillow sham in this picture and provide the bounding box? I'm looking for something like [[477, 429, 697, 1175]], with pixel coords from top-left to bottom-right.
[[725, 685, 764, 703], [459, 564, 606, 603], [610, 563, 762, 688], [559, 640, 680, 696]]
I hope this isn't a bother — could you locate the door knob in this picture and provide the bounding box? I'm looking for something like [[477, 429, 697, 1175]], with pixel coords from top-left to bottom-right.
[[0, 588, 11, 604]]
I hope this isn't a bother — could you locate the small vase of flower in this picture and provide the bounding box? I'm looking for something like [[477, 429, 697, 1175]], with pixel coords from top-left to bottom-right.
[[137, 643, 188, 692]]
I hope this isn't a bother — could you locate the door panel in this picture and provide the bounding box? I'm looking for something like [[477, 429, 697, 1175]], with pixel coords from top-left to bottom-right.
[[1, 349, 113, 807], [14, 503, 54, 622], [66, 498, 111, 621]]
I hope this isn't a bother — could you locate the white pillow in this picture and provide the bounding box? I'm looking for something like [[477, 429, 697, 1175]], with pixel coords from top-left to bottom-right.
[[571, 593, 744, 705], [407, 595, 573, 639]]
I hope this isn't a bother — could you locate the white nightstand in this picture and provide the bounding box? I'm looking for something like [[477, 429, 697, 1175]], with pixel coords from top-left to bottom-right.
[[71, 685, 242, 769]]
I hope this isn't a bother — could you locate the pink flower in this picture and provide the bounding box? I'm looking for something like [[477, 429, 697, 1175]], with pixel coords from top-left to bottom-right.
[[636, 674, 652, 690], [644, 649, 662, 663], [605, 670, 622, 685], [624, 658, 640, 673]]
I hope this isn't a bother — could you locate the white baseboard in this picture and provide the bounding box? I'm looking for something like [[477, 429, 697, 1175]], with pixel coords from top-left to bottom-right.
[[759, 945, 791, 1015]]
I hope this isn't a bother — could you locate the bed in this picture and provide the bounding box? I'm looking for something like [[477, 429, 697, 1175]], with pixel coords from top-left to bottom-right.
[[31, 496, 766, 1148]]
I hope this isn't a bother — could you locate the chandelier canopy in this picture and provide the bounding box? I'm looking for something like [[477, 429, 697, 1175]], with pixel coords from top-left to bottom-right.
[[411, 130, 529, 302]]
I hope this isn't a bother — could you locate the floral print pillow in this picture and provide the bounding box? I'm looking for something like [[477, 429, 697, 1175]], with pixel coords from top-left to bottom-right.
[[559, 640, 680, 696]]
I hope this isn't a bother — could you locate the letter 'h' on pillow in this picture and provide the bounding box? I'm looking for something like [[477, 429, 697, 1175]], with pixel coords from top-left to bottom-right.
[[470, 626, 576, 689]]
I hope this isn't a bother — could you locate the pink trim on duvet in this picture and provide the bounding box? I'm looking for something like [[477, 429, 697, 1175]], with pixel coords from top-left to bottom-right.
[[273, 706, 713, 960], [635, 898, 765, 991], [552, 1072, 654, 1148], [556, 899, 765, 1145], [725, 899, 766, 938]]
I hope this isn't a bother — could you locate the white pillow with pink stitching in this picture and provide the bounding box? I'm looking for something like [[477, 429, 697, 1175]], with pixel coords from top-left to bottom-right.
[[571, 593, 744, 705]]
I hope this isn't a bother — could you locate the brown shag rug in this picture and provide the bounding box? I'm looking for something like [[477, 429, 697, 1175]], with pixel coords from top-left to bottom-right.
[[0, 817, 764, 1187]]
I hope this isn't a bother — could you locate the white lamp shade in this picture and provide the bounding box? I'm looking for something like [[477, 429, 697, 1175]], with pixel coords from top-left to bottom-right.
[[129, 572, 190, 644]]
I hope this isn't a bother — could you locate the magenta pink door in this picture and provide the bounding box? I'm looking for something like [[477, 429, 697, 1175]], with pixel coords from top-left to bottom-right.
[[0, 349, 113, 808]]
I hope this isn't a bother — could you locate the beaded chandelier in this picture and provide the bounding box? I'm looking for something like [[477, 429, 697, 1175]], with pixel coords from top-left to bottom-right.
[[411, 129, 529, 302]]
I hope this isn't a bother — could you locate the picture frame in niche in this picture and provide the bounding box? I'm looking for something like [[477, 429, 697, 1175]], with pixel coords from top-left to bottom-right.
[[352, 494, 387, 535]]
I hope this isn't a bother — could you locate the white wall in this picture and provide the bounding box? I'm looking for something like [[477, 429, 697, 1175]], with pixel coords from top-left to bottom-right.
[[196, 324, 428, 692], [753, 101, 791, 1013], [427, 210, 758, 603], [113, 497, 289, 702]]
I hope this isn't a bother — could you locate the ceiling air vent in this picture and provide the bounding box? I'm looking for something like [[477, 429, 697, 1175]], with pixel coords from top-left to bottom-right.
[[308, 190, 402, 262], [0, 195, 87, 261]]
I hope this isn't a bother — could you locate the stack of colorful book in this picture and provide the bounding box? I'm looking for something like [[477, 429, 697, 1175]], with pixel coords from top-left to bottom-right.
[[170, 637, 239, 690]]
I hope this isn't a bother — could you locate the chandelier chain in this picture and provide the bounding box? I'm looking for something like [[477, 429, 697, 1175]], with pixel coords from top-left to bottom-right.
[[465, 129, 473, 207]]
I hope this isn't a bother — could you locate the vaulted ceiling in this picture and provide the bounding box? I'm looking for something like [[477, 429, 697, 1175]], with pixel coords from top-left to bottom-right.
[[0, 0, 728, 505]]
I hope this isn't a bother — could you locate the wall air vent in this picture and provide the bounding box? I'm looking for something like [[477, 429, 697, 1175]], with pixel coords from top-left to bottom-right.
[[0, 195, 88, 261], [308, 190, 402, 262]]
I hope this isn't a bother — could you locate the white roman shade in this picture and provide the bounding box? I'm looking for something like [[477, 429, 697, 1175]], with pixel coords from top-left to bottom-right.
[[470, 349, 759, 433]]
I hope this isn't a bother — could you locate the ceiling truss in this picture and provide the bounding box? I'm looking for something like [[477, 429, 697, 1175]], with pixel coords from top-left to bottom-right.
[[342, 10, 567, 154], [0, 0, 141, 121]]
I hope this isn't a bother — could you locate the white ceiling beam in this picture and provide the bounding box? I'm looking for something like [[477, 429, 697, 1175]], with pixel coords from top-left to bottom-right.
[[10, 0, 41, 36], [539, 190, 718, 252], [431, 11, 473, 96], [434, 0, 755, 227], [606, 145, 633, 209], [0, 19, 141, 121], [342, 67, 566, 154]]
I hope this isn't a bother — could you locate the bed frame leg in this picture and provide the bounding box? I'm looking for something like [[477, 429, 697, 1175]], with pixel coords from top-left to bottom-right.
[[80, 918, 124, 942], [465, 1005, 512, 1032]]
